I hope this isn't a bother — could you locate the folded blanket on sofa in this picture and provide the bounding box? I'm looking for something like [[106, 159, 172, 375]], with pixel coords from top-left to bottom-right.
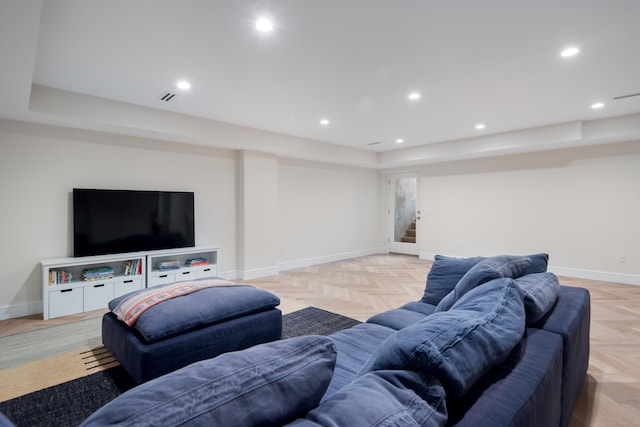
[[112, 278, 240, 326]]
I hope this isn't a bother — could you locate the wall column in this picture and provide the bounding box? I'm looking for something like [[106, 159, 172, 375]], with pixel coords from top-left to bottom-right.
[[238, 150, 279, 279]]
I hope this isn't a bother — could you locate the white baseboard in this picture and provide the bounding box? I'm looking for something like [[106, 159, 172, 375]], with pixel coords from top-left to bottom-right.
[[548, 266, 640, 286], [8, 253, 632, 321], [419, 252, 437, 261], [218, 270, 240, 280], [420, 251, 640, 286], [0, 300, 42, 321], [278, 247, 386, 272], [239, 265, 280, 280]]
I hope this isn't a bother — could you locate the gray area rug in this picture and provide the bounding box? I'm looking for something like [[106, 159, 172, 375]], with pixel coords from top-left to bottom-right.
[[0, 317, 103, 370], [0, 307, 360, 427]]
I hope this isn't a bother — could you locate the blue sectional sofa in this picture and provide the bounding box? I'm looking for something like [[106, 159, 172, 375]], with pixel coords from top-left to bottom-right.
[[81, 254, 591, 427]]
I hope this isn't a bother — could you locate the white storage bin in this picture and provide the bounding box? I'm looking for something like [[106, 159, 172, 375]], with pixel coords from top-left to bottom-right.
[[83, 281, 115, 311]]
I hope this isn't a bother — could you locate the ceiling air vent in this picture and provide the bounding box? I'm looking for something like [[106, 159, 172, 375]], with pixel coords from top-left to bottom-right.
[[613, 92, 640, 100], [160, 92, 176, 102], [367, 141, 382, 146]]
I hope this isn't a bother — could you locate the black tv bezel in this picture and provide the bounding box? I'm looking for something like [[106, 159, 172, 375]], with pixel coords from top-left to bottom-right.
[[72, 188, 195, 257]]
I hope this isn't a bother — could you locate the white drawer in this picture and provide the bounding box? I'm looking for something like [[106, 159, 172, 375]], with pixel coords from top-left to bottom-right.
[[83, 281, 115, 311], [148, 272, 176, 287], [114, 276, 143, 297], [195, 265, 217, 279], [48, 287, 83, 319], [174, 268, 197, 281]]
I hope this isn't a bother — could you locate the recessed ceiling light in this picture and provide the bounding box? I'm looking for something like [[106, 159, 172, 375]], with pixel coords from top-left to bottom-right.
[[475, 123, 486, 130], [561, 47, 580, 57], [396, 139, 404, 144], [176, 80, 191, 90], [408, 92, 421, 101], [320, 119, 330, 126], [256, 18, 273, 32], [591, 102, 605, 109]]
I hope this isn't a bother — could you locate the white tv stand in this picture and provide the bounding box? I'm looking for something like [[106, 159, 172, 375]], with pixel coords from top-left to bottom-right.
[[41, 246, 219, 320]]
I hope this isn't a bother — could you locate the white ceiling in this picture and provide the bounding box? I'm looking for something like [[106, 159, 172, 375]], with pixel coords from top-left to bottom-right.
[[2, 0, 640, 158]]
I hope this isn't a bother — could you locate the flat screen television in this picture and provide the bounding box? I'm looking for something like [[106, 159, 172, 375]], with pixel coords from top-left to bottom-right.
[[73, 188, 195, 257]]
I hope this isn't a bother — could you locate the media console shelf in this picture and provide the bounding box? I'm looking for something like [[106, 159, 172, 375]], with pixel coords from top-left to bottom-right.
[[147, 246, 219, 287], [41, 252, 146, 320], [41, 246, 219, 320]]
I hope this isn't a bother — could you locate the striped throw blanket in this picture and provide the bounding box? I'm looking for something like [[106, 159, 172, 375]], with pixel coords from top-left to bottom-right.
[[113, 278, 237, 326]]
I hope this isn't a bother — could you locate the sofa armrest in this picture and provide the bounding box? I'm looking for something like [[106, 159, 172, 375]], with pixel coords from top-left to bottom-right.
[[533, 285, 591, 427]]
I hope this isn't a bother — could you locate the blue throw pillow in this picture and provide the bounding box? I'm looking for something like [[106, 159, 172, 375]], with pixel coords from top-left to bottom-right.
[[286, 370, 447, 427], [515, 272, 559, 324], [360, 278, 526, 399], [81, 336, 336, 427], [435, 255, 532, 312], [420, 254, 548, 306], [420, 256, 484, 305], [524, 253, 549, 274]]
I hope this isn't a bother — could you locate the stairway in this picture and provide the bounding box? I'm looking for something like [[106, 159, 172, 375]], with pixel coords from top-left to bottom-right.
[[400, 221, 416, 243]]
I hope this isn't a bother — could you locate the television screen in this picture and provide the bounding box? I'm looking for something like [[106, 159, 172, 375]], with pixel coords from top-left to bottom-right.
[[73, 189, 195, 257]]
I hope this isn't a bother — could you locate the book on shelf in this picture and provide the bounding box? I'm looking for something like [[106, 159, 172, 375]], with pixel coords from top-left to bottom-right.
[[124, 259, 142, 276], [49, 270, 73, 285], [156, 260, 180, 270], [81, 266, 114, 282], [185, 257, 208, 267]]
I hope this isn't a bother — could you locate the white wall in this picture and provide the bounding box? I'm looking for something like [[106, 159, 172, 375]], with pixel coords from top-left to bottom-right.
[[0, 121, 237, 318], [0, 121, 386, 319], [418, 140, 640, 284], [2, 117, 637, 319], [278, 158, 383, 269]]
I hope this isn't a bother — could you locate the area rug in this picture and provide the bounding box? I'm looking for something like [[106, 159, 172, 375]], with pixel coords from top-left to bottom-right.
[[0, 307, 360, 427], [0, 317, 103, 370]]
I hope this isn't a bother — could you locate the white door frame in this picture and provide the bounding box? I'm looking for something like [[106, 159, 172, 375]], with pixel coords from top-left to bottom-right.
[[386, 172, 420, 255]]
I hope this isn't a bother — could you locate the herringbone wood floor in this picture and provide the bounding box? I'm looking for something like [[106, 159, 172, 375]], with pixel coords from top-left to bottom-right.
[[1, 254, 638, 426]]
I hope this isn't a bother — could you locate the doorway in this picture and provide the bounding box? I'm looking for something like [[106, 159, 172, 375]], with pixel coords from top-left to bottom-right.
[[387, 172, 420, 255]]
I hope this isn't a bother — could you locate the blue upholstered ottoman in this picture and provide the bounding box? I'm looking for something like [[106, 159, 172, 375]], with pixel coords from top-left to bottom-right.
[[102, 282, 282, 383]]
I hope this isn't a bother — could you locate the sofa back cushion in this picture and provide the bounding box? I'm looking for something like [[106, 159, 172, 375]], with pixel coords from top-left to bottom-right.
[[361, 277, 526, 399], [525, 253, 549, 275], [81, 336, 336, 427], [420, 253, 549, 306], [435, 255, 532, 312], [420, 255, 484, 305]]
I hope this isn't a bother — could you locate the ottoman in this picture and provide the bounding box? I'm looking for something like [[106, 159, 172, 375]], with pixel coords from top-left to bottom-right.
[[102, 282, 282, 383]]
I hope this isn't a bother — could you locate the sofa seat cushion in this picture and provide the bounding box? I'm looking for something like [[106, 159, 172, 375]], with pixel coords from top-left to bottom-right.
[[448, 328, 563, 427], [323, 323, 396, 399], [108, 284, 280, 343], [402, 301, 438, 315], [81, 336, 337, 427], [366, 301, 436, 330], [361, 277, 526, 399], [287, 370, 447, 427]]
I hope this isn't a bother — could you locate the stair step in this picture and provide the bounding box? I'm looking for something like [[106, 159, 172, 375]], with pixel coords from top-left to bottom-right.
[[400, 236, 416, 243]]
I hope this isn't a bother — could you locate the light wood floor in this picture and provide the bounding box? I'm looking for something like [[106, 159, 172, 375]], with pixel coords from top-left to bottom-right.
[[1, 254, 638, 426]]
